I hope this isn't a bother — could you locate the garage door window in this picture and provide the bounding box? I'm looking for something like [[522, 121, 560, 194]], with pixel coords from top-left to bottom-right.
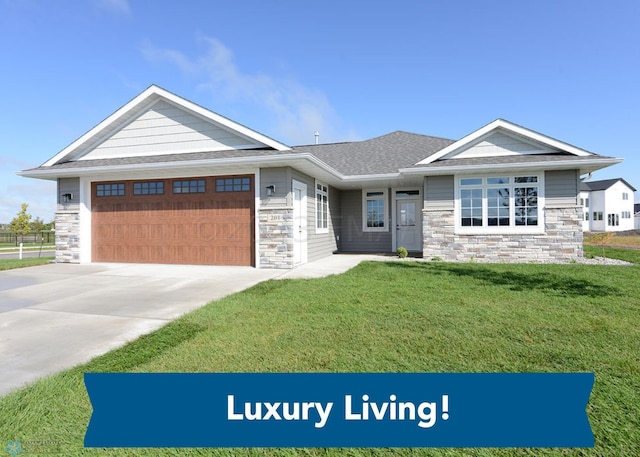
[[216, 177, 250, 192], [96, 183, 125, 196], [134, 181, 164, 195], [173, 179, 205, 194]]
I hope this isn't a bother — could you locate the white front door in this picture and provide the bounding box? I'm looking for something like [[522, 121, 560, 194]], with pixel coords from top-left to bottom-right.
[[292, 180, 308, 265], [396, 198, 422, 252]]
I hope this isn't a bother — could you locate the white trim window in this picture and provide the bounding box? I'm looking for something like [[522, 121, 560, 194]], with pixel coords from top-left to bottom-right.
[[363, 189, 389, 232], [315, 181, 329, 233], [456, 175, 543, 233]]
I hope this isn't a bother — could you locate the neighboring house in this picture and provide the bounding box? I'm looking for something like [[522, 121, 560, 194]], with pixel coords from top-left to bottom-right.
[[19, 85, 621, 267], [580, 178, 636, 232], [635, 203, 640, 230]]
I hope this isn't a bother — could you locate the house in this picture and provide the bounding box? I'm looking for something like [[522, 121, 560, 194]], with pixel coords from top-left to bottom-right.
[[579, 178, 636, 232], [635, 203, 640, 230], [19, 85, 622, 267]]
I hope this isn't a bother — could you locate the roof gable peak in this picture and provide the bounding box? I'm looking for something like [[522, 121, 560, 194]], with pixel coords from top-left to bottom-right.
[[43, 85, 290, 166], [580, 177, 637, 192], [416, 119, 594, 165]]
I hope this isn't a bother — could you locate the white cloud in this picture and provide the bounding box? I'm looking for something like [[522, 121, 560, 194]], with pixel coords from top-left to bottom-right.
[[93, 0, 131, 15], [140, 36, 357, 145]]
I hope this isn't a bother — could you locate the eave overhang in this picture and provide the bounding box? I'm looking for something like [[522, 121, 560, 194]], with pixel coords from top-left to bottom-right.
[[21, 153, 620, 192], [401, 157, 622, 177]]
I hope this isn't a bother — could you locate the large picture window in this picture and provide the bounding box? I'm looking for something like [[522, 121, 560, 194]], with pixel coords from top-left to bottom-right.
[[363, 189, 388, 232], [457, 175, 542, 233]]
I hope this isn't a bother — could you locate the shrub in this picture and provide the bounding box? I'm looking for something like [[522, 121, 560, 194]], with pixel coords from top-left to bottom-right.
[[396, 246, 408, 258]]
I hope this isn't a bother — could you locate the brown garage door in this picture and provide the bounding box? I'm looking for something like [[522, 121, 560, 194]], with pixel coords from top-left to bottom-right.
[[91, 176, 255, 266]]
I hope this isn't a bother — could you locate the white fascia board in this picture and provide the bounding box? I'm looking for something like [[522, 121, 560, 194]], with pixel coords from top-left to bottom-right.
[[417, 119, 594, 165], [19, 153, 342, 181], [401, 157, 623, 176], [341, 173, 402, 183], [43, 85, 160, 167], [42, 85, 290, 167]]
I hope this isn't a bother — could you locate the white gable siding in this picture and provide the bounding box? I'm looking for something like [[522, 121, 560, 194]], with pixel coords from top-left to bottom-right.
[[442, 131, 560, 160], [579, 191, 590, 231], [589, 190, 607, 232], [604, 181, 635, 231], [79, 100, 264, 160]]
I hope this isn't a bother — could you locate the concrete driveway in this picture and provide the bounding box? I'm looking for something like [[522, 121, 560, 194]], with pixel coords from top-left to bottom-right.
[[0, 262, 283, 397], [0, 255, 378, 397]]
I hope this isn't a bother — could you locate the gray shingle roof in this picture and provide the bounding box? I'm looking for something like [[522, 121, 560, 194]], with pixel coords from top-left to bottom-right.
[[21, 130, 618, 178], [294, 131, 455, 175], [580, 178, 637, 192]]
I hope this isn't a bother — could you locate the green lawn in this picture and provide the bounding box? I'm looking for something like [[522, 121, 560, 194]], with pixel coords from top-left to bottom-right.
[[0, 257, 53, 271], [1, 260, 639, 456], [584, 244, 640, 264]]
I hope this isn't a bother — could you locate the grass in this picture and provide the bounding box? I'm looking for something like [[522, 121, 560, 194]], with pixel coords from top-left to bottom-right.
[[584, 231, 640, 251], [583, 231, 640, 263], [1, 260, 639, 456], [583, 245, 640, 264], [0, 257, 53, 271]]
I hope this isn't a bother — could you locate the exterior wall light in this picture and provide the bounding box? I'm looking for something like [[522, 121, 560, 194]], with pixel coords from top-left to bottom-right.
[[265, 185, 275, 197]]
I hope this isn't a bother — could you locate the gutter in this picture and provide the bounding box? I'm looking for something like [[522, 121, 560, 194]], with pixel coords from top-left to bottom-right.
[[399, 157, 623, 175]]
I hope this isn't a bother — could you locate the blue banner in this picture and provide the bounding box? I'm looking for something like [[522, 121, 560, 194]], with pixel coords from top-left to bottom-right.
[[84, 373, 594, 448]]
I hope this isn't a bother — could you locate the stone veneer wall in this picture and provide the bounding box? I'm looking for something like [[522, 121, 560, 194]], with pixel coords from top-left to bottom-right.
[[423, 206, 583, 263], [259, 207, 294, 268], [55, 210, 81, 263]]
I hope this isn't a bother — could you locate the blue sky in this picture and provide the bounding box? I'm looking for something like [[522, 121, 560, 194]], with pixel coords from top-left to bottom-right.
[[1, 0, 638, 222]]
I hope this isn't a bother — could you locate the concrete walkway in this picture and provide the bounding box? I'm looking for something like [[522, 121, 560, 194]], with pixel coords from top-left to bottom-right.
[[0, 255, 377, 397]]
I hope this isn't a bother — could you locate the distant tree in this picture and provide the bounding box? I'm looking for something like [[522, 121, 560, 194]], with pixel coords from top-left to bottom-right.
[[31, 216, 46, 232], [590, 231, 615, 258], [10, 203, 32, 243]]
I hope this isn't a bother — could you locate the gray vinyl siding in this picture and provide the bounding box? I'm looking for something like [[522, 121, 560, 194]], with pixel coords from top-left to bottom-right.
[[260, 167, 338, 262], [339, 189, 392, 252], [545, 170, 579, 207], [308, 185, 340, 262], [424, 175, 454, 210], [260, 167, 290, 207], [290, 169, 339, 262], [58, 177, 80, 211]]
